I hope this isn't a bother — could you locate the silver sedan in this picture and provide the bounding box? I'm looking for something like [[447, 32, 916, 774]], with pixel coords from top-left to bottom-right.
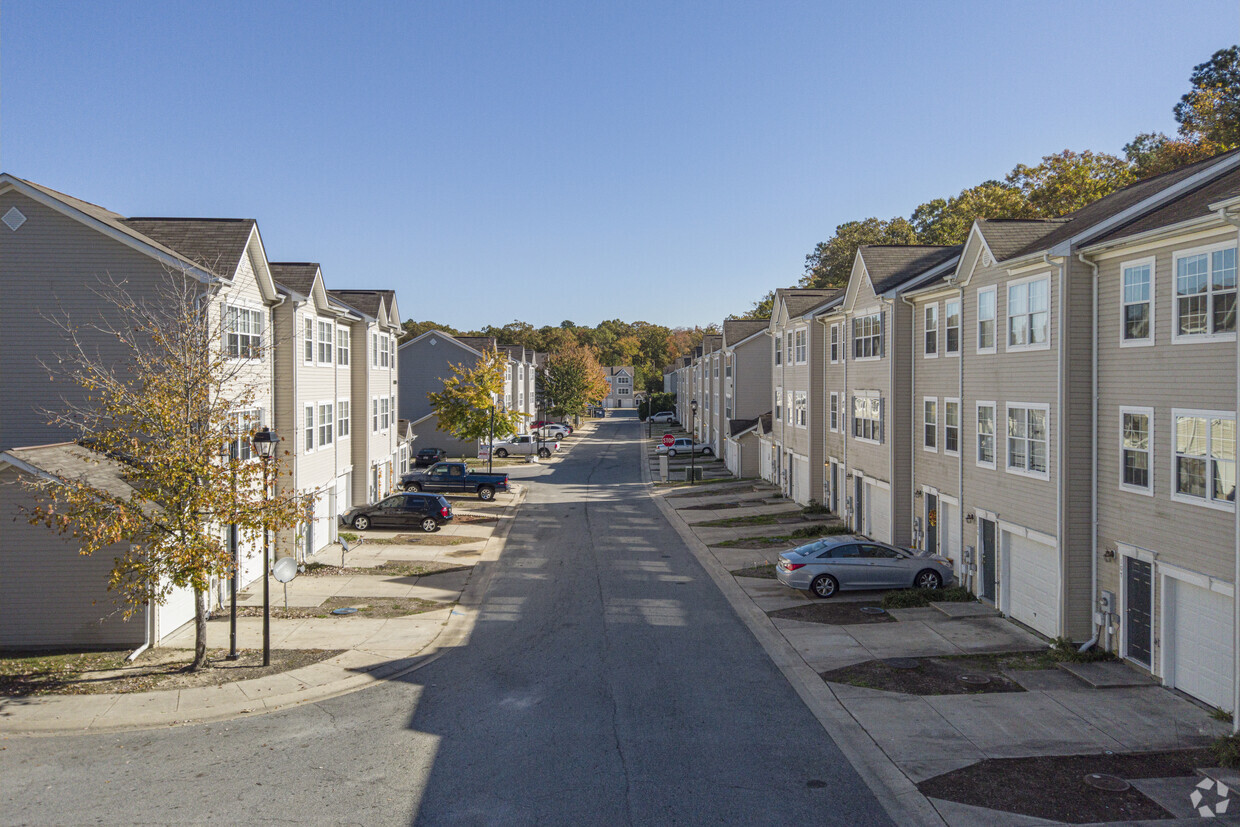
[[775, 535, 954, 598]]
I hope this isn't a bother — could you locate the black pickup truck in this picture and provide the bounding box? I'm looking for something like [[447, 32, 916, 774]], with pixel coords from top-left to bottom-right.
[[400, 462, 510, 501]]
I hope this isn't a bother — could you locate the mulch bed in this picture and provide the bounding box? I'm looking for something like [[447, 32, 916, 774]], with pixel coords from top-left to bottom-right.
[[731, 563, 778, 579], [221, 596, 447, 620], [338, 533, 480, 547], [301, 561, 470, 578], [450, 514, 498, 525], [821, 657, 1025, 695], [770, 602, 896, 625], [712, 536, 802, 549], [0, 647, 343, 696], [920, 749, 1216, 823]]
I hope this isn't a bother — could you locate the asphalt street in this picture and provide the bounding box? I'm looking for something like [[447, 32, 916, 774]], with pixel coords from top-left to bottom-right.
[[0, 412, 892, 826]]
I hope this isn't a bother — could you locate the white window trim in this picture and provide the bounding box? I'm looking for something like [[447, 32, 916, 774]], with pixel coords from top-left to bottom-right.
[[775, 385, 782, 422], [923, 396, 938, 452], [829, 391, 839, 432], [1004, 401, 1052, 480], [304, 403, 316, 453], [1170, 407, 1237, 511], [1004, 274, 1052, 353], [924, 303, 939, 359], [372, 396, 380, 433], [336, 325, 351, 367], [337, 398, 351, 438], [945, 298, 961, 357], [852, 310, 882, 362], [303, 315, 315, 366], [317, 320, 334, 366], [976, 401, 997, 469], [852, 390, 882, 445], [318, 399, 335, 447], [944, 397, 960, 456], [1171, 240, 1238, 344], [794, 327, 808, 364], [224, 302, 265, 362], [976, 286, 997, 355], [1119, 256, 1156, 349], [1118, 405, 1154, 497], [829, 324, 841, 364], [794, 390, 808, 428]]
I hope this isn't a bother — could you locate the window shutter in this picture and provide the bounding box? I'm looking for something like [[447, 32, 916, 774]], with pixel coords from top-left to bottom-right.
[[878, 397, 885, 443], [878, 311, 886, 358]]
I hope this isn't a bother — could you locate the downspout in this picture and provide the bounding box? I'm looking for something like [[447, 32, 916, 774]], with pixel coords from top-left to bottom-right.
[[886, 297, 897, 543], [956, 282, 966, 591], [1043, 252, 1069, 640], [900, 292, 918, 548], [1077, 251, 1101, 654], [1218, 207, 1240, 733], [842, 311, 850, 528]]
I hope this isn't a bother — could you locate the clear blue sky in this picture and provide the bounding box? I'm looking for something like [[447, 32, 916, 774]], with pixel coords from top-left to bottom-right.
[[2, 1, 1235, 330]]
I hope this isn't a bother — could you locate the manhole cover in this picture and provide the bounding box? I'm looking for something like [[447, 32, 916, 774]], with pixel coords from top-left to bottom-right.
[[883, 658, 920, 670], [1083, 773, 1131, 792], [331, 607, 359, 616], [860, 606, 886, 615], [957, 674, 992, 686]]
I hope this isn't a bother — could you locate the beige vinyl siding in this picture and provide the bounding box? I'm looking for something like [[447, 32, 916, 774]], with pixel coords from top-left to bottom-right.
[[890, 300, 913, 545], [1095, 229, 1237, 584], [730, 335, 770, 421], [1062, 257, 1096, 637], [911, 293, 963, 495]]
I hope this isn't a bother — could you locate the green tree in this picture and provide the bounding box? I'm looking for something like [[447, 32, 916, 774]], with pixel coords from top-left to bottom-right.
[[1175, 45, 1240, 148], [427, 348, 525, 445], [1006, 150, 1135, 217], [801, 217, 918, 289], [26, 272, 311, 670], [911, 180, 1034, 245], [543, 342, 609, 419], [729, 290, 775, 320]]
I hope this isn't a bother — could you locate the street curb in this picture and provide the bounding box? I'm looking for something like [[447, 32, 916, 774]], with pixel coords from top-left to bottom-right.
[[638, 427, 946, 827], [0, 485, 528, 737]]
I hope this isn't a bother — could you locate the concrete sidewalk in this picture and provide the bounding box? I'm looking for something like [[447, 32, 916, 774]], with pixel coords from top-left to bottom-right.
[[0, 485, 527, 736]]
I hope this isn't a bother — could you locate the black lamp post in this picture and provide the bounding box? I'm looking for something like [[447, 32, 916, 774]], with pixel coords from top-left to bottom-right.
[[220, 425, 240, 661], [487, 396, 497, 476], [690, 399, 698, 485], [251, 426, 279, 667]]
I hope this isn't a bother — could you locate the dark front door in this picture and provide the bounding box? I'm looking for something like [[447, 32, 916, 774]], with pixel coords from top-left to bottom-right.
[[1125, 557, 1153, 668], [980, 518, 997, 603], [925, 493, 938, 554]]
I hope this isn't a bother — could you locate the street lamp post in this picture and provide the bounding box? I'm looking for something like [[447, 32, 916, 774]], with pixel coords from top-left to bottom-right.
[[690, 399, 698, 486], [251, 426, 279, 668], [220, 426, 240, 661], [487, 400, 496, 476]]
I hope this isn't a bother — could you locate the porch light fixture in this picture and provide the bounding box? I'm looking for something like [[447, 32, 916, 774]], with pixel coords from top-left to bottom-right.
[[965, 512, 975, 524]]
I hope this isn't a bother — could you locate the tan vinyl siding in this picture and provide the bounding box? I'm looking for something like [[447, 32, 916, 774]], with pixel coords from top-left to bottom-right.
[[911, 292, 963, 496]]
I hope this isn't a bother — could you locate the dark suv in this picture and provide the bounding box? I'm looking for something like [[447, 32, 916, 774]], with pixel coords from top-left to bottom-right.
[[341, 493, 454, 532], [414, 447, 448, 467]]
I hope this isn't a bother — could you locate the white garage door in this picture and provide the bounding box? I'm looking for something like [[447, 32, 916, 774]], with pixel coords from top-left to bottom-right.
[[311, 484, 335, 556], [941, 501, 961, 571], [793, 457, 810, 505], [759, 442, 773, 483], [1167, 578, 1235, 711], [157, 583, 195, 642], [866, 481, 891, 543], [1004, 532, 1059, 638]]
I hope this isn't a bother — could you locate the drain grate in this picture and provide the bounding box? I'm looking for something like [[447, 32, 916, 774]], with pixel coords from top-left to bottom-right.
[[957, 674, 991, 686], [1083, 773, 1130, 792], [859, 606, 886, 615], [331, 607, 359, 616]]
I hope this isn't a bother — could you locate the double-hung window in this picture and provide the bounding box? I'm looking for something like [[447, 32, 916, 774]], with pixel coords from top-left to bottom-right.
[[1173, 410, 1235, 506], [853, 313, 881, 359], [1120, 407, 1152, 493], [1007, 404, 1049, 476], [944, 399, 959, 454], [337, 327, 350, 365], [371, 333, 379, 367], [304, 404, 315, 451], [829, 324, 840, 363], [318, 321, 334, 364], [794, 391, 807, 427], [372, 397, 379, 432], [380, 335, 390, 368], [725, 355, 732, 378], [380, 397, 390, 430], [303, 317, 315, 364], [775, 386, 782, 421], [786, 391, 793, 424], [225, 305, 264, 359], [977, 287, 996, 352], [976, 402, 996, 468], [1174, 244, 1236, 339], [924, 304, 938, 356], [794, 329, 807, 363], [230, 409, 262, 460], [924, 398, 937, 450], [852, 393, 881, 442], [1121, 258, 1154, 344], [945, 300, 960, 354], [319, 402, 334, 446], [1007, 277, 1050, 349], [829, 392, 839, 431], [786, 335, 793, 364], [774, 335, 782, 365], [337, 400, 350, 438]]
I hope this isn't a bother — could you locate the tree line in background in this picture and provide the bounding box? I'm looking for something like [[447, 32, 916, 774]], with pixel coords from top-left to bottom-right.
[[731, 45, 1240, 319]]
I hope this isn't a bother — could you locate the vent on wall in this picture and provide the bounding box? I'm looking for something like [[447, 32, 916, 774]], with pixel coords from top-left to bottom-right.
[[3, 207, 26, 231], [429, 338, 437, 346]]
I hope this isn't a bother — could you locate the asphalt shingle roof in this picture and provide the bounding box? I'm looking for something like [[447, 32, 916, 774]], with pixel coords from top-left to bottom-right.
[[728, 417, 760, 437], [327, 290, 383, 318], [779, 288, 839, 318], [269, 263, 319, 297], [454, 336, 497, 353], [122, 218, 255, 278], [723, 319, 768, 345], [1089, 165, 1240, 246], [859, 246, 962, 294]]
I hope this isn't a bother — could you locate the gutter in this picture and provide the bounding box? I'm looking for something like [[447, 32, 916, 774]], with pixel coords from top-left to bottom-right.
[[1217, 206, 1240, 734], [1043, 252, 1069, 640], [1077, 251, 1101, 655], [900, 292, 918, 548]]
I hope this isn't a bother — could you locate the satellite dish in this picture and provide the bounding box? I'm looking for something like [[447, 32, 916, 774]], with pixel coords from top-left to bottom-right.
[[273, 556, 298, 583]]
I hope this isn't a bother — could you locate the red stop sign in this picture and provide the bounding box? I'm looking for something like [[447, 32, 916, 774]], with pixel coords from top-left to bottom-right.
[[662, 434, 675, 447]]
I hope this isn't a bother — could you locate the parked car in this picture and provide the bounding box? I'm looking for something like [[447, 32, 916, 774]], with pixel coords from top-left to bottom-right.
[[341, 492, 453, 532], [532, 419, 573, 434], [648, 410, 676, 424], [533, 423, 570, 440], [413, 447, 448, 467], [400, 462, 510, 500], [655, 437, 712, 457], [775, 535, 954, 598], [487, 434, 559, 458]]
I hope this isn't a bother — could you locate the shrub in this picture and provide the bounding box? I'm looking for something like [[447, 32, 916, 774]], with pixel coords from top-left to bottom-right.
[[1212, 734, 1240, 769], [1046, 636, 1115, 663], [801, 500, 831, 516], [880, 585, 976, 609], [788, 523, 851, 539]]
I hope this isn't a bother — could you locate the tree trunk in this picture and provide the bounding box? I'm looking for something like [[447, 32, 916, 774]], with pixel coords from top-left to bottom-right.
[[191, 587, 208, 670]]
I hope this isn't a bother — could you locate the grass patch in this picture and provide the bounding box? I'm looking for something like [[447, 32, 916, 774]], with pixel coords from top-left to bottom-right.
[[881, 585, 975, 609], [227, 596, 447, 620], [694, 514, 779, 527], [1045, 636, 1116, 664], [787, 523, 850, 539], [334, 533, 479, 548], [801, 501, 832, 516], [1211, 708, 1234, 723], [731, 563, 777, 579], [1212, 733, 1240, 768], [655, 477, 746, 489], [302, 560, 470, 578]]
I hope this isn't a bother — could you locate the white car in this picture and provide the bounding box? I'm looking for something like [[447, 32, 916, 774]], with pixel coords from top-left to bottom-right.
[[486, 435, 559, 458], [655, 437, 712, 457], [533, 423, 571, 439], [649, 411, 677, 424]]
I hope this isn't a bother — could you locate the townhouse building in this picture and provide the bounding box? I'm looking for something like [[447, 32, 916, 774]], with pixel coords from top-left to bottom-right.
[[602, 365, 636, 408], [398, 331, 496, 458], [763, 289, 836, 504], [720, 318, 770, 478], [699, 335, 723, 452], [501, 345, 540, 431]]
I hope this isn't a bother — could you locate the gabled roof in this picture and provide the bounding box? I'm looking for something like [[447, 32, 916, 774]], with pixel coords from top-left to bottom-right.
[[728, 417, 760, 438], [455, 336, 497, 353], [757, 412, 773, 436], [328, 289, 383, 318], [777, 288, 839, 319], [269, 262, 320, 296], [723, 318, 769, 347], [122, 218, 257, 279], [972, 219, 1068, 262], [604, 365, 634, 377], [1, 442, 137, 502], [1088, 164, 1240, 246], [858, 245, 963, 294]]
